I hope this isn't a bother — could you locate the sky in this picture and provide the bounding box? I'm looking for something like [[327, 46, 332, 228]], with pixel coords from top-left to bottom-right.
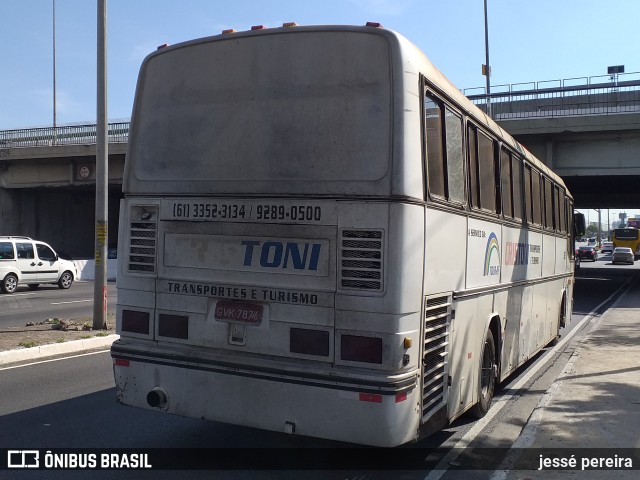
[[1, 0, 639, 130], [585, 209, 640, 230]]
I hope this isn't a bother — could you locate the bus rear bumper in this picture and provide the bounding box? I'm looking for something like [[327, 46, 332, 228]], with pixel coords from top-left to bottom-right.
[[111, 340, 421, 447]]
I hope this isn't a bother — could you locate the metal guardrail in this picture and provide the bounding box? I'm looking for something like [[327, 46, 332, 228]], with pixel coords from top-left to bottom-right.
[[464, 72, 640, 119], [2, 72, 640, 150], [0, 121, 129, 152]]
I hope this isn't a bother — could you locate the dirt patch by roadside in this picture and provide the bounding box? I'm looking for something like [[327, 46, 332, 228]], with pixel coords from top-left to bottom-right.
[[0, 315, 116, 353]]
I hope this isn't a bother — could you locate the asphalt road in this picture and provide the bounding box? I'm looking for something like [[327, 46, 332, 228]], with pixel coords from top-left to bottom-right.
[[0, 281, 117, 329], [0, 268, 635, 479]]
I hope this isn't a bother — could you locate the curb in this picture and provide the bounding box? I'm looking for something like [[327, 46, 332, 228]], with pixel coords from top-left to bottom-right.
[[0, 334, 119, 367]]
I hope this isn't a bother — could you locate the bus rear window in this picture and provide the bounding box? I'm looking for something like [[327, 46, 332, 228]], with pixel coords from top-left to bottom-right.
[[128, 31, 391, 194], [615, 229, 639, 240]]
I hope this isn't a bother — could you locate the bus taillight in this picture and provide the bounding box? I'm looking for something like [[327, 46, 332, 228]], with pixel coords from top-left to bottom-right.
[[158, 314, 189, 340], [341, 334, 383, 364], [121, 309, 150, 335], [359, 393, 382, 403], [290, 328, 329, 357]]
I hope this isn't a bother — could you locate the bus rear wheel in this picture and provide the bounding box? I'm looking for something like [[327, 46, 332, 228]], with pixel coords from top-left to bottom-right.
[[550, 296, 566, 346], [471, 332, 496, 418]]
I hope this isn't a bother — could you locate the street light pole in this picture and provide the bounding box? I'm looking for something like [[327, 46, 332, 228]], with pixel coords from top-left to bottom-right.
[[93, 0, 108, 330], [483, 0, 491, 116], [597, 209, 601, 246], [52, 0, 57, 144]]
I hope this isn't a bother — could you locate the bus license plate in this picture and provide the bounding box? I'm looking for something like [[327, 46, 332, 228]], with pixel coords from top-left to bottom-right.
[[214, 301, 263, 325]]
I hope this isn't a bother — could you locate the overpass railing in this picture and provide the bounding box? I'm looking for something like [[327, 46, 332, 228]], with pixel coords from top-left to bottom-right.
[[3, 72, 640, 149], [0, 120, 129, 151], [464, 72, 640, 119]]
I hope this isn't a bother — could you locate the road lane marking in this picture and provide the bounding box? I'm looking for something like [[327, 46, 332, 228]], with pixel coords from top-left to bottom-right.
[[488, 274, 636, 480], [0, 292, 38, 299], [424, 277, 633, 480], [50, 299, 93, 305], [0, 349, 111, 371]]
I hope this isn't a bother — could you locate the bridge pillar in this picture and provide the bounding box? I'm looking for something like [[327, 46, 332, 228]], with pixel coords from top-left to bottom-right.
[[546, 140, 554, 169]]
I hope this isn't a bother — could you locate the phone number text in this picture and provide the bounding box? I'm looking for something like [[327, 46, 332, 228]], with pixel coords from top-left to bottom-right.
[[170, 203, 322, 222]]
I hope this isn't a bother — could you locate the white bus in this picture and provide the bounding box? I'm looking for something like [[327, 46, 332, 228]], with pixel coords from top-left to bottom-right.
[[112, 23, 583, 447]]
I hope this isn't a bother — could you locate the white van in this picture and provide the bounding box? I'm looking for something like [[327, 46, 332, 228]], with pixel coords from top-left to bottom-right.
[[0, 236, 77, 294]]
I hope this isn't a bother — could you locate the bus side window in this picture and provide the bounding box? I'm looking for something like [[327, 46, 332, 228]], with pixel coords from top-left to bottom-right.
[[559, 189, 567, 233], [444, 107, 465, 203], [478, 131, 496, 213], [424, 91, 465, 204], [554, 185, 563, 233], [524, 165, 533, 224], [468, 125, 480, 209], [531, 169, 542, 226], [468, 124, 497, 214], [424, 94, 445, 198], [500, 148, 513, 218], [512, 156, 523, 221], [543, 177, 554, 230]]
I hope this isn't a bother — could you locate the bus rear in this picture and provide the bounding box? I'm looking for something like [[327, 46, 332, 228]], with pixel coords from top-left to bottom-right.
[[112, 25, 430, 447], [613, 228, 640, 259]]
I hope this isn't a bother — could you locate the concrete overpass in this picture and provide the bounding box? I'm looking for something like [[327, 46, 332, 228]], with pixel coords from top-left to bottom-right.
[[465, 73, 640, 208], [1, 74, 640, 255], [0, 123, 127, 258]]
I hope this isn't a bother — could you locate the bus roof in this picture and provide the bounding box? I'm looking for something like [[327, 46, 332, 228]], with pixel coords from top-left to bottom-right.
[[379, 27, 569, 195], [130, 23, 570, 198]]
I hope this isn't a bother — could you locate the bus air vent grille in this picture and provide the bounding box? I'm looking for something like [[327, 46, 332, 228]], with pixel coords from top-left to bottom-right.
[[339, 230, 383, 291], [422, 293, 452, 422], [128, 207, 158, 273]]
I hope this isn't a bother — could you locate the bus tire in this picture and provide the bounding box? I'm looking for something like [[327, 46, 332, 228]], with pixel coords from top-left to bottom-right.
[[471, 332, 496, 418], [549, 324, 561, 346], [550, 295, 565, 346]]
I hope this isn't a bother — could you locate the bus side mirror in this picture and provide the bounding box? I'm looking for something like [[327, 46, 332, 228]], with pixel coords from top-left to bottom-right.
[[574, 212, 586, 236]]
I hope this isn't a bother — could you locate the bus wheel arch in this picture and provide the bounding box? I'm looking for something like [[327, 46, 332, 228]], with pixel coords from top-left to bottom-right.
[[471, 317, 500, 418]]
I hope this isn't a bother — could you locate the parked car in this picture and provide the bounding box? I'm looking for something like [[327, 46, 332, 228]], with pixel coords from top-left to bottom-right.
[[576, 246, 598, 262], [600, 241, 614, 254], [0, 236, 77, 294], [612, 247, 634, 265]]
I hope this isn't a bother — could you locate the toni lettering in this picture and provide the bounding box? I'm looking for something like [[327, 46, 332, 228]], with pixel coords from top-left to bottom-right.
[[241, 240, 321, 270]]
